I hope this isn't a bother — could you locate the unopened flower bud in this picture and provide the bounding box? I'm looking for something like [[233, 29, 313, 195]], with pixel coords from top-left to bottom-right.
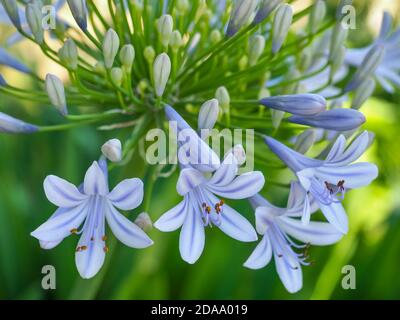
[[101, 138, 122, 162], [176, 0, 190, 14], [170, 30, 183, 53], [345, 45, 385, 92], [26, 3, 44, 44], [253, 0, 282, 25], [111, 67, 123, 86], [309, 0, 326, 33], [157, 14, 173, 47], [215, 86, 230, 113], [352, 78, 375, 110], [248, 35, 265, 66], [260, 94, 326, 116], [329, 23, 348, 62], [0, 0, 21, 29], [226, 0, 259, 37], [239, 55, 248, 70], [134, 212, 153, 233], [330, 45, 345, 80], [59, 39, 78, 70], [0, 112, 38, 134], [0, 74, 7, 87], [230, 144, 246, 166], [67, 0, 88, 31], [198, 99, 219, 130], [294, 129, 316, 154], [144, 46, 156, 64], [45, 74, 68, 116], [119, 44, 135, 71], [102, 29, 120, 69], [210, 29, 222, 44], [336, 0, 353, 20], [153, 53, 171, 97], [272, 4, 293, 54], [94, 61, 106, 74]]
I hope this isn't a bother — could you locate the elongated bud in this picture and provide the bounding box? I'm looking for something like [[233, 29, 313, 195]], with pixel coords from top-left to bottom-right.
[[26, 3, 44, 44], [329, 23, 348, 62], [111, 67, 123, 86], [153, 53, 171, 97], [288, 109, 366, 131], [157, 14, 173, 47], [226, 0, 259, 37], [309, 0, 326, 33], [248, 35, 265, 66], [176, 0, 190, 14], [144, 46, 156, 64], [101, 138, 122, 162], [253, 0, 281, 25], [134, 213, 153, 233], [345, 45, 385, 92], [229, 144, 246, 166], [170, 30, 183, 53], [45, 74, 67, 116], [352, 78, 376, 110], [294, 129, 316, 154], [198, 99, 219, 130], [215, 86, 230, 113], [0, 0, 21, 29], [94, 61, 106, 74], [119, 44, 135, 71], [102, 29, 120, 69], [329, 45, 345, 80], [260, 94, 326, 116], [67, 0, 88, 30], [0, 112, 38, 134], [272, 4, 293, 54], [59, 39, 78, 70], [210, 29, 222, 44]]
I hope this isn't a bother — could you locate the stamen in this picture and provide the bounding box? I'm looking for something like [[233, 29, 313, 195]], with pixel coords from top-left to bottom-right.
[[103, 246, 109, 253], [80, 245, 88, 251], [102, 235, 107, 241], [70, 228, 78, 234]]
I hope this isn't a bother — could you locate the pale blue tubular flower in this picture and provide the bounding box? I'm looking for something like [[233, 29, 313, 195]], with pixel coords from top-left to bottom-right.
[[0, 47, 30, 73], [0, 112, 38, 133], [253, 0, 281, 25], [154, 152, 264, 264], [345, 12, 400, 93], [259, 94, 326, 116], [31, 159, 153, 279], [67, 0, 88, 31], [226, 0, 259, 37], [244, 182, 343, 293], [264, 131, 378, 233], [288, 108, 366, 131]]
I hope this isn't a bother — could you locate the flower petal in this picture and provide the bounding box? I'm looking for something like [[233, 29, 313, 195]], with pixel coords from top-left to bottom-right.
[[319, 202, 348, 234], [325, 135, 346, 162], [176, 167, 206, 196], [179, 195, 205, 264], [243, 235, 272, 269], [274, 252, 303, 294], [154, 200, 187, 232], [44, 175, 87, 208], [38, 207, 69, 249], [31, 201, 88, 242], [277, 216, 344, 245], [317, 163, 378, 189], [105, 201, 154, 249], [108, 178, 144, 211], [84, 161, 109, 196], [206, 171, 265, 199], [208, 153, 238, 187]]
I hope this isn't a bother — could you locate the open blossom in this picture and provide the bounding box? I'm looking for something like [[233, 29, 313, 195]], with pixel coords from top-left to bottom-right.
[[155, 152, 264, 264], [31, 158, 153, 279], [264, 131, 378, 233], [244, 182, 343, 293], [155, 106, 264, 263]]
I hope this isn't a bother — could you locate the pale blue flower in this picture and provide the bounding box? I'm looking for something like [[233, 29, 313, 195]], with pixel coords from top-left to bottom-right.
[[260, 94, 326, 116], [244, 182, 343, 293], [264, 131, 378, 233], [154, 152, 264, 264], [253, 0, 281, 25], [31, 159, 153, 279], [0, 112, 38, 133], [345, 12, 400, 93], [288, 108, 366, 131]]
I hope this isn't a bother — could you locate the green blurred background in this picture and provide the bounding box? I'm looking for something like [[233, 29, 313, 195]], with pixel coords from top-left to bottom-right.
[[0, 0, 400, 299]]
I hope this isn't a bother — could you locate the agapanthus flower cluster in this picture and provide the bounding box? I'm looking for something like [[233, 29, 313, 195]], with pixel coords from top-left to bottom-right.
[[0, 0, 394, 293]]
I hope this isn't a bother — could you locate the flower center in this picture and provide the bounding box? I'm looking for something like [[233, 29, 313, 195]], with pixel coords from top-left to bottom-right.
[[309, 177, 346, 206], [194, 188, 224, 227]]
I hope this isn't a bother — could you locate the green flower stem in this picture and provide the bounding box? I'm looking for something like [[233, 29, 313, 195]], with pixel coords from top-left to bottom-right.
[[38, 119, 106, 132], [88, 0, 110, 30]]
